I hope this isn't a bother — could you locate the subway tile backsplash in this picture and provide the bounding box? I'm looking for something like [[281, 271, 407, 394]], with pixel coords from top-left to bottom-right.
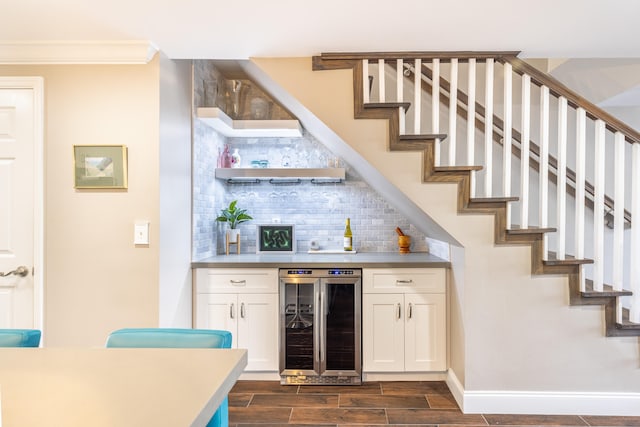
[[192, 60, 435, 260]]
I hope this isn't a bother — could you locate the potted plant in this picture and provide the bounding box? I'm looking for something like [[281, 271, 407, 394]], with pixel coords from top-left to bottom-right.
[[216, 200, 253, 243]]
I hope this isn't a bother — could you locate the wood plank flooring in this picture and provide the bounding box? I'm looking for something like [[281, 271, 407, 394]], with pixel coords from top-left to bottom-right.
[[229, 380, 640, 426]]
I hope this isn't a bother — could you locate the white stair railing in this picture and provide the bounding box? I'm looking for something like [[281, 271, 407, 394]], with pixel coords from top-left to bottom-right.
[[360, 53, 640, 323]]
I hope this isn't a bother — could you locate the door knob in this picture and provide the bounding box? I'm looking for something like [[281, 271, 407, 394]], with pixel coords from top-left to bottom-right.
[[0, 266, 29, 277]]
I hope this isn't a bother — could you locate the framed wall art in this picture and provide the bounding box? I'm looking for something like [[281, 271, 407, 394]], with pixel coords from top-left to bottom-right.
[[257, 224, 296, 254], [73, 145, 128, 189]]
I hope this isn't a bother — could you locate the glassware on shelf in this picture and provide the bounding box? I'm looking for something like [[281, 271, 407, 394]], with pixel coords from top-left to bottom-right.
[[202, 79, 218, 107], [250, 97, 270, 120], [223, 79, 249, 119]]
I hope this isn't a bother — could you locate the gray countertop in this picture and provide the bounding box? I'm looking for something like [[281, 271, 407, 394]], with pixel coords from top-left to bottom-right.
[[191, 252, 450, 269]]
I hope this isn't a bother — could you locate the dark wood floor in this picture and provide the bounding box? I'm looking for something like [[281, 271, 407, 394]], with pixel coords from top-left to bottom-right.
[[229, 380, 640, 426]]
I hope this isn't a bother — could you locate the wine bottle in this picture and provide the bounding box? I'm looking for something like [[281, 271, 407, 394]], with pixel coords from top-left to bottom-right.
[[343, 218, 353, 251]]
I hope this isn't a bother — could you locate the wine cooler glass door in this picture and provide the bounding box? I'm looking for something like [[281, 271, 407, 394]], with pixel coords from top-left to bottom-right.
[[280, 278, 319, 377], [321, 278, 362, 378]]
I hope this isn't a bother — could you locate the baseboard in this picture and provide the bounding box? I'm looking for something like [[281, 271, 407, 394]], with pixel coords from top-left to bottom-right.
[[363, 372, 448, 382], [446, 369, 640, 416]]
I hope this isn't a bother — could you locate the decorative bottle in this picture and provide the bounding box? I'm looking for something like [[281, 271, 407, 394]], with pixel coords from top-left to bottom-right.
[[231, 148, 242, 168], [221, 145, 232, 168], [343, 218, 353, 251]]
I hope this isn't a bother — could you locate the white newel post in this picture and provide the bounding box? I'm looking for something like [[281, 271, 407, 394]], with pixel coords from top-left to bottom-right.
[[520, 74, 531, 228], [432, 59, 440, 166], [631, 143, 640, 323], [593, 120, 606, 292], [575, 108, 587, 291], [467, 58, 477, 198], [539, 86, 550, 258], [484, 58, 494, 197], [556, 97, 568, 260], [448, 58, 458, 166], [503, 62, 512, 228]]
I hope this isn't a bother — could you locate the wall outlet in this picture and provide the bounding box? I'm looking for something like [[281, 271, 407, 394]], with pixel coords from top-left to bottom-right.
[[134, 222, 150, 245]]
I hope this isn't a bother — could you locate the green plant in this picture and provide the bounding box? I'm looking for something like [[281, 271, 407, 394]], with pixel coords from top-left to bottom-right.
[[215, 200, 253, 229]]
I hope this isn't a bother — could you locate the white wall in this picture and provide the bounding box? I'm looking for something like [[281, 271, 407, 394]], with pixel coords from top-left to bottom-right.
[[158, 55, 193, 327]]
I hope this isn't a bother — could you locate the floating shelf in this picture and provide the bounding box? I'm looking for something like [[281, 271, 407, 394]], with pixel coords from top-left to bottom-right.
[[197, 107, 303, 137], [215, 168, 345, 183]]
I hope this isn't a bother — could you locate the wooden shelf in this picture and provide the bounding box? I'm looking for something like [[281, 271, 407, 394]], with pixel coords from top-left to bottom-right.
[[215, 168, 345, 183], [197, 107, 303, 137]]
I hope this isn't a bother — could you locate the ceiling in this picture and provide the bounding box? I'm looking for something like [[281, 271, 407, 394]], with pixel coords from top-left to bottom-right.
[[3, 0, 640, 108], [2, 0, 640, 60]]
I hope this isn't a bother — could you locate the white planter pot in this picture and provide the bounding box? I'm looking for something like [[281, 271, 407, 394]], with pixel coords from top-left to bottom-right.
[[227, 228, 240, 243]]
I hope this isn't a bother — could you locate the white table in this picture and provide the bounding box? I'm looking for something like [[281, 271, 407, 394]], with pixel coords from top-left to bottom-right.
[[0, 347, 247, 427]]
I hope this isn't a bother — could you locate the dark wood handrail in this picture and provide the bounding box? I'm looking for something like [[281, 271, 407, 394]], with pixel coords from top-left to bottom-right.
[[320, 51, 520, 62], [503, 56, 640, 145]]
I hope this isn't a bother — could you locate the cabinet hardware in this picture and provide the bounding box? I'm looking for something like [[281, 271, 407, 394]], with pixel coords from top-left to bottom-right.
[[240, 302, 246, 318], [408, 303, 413, 319], [0, 266, 29, 277], [230, 279, 246, 286], [397, 303, 402, 319], [396, 279, 413, 285], [230, 303, 235, 319]]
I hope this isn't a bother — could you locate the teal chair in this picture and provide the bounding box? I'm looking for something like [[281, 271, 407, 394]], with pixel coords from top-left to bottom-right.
[[105, 328, 232, 427], [0, 329, 41, 347]]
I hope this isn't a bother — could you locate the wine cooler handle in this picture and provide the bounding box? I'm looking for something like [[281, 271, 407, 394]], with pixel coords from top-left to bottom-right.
[[319, 290, 325, 363], [230, 303, 235, 319], [396, 303, 401, 320], [240, 302, 246, 318], [408, 302, 413, 319]]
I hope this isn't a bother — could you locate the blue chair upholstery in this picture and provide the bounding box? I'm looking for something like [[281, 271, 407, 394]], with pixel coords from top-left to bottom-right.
[[105, 328, 232, 427], [0, 329, 41, 347]]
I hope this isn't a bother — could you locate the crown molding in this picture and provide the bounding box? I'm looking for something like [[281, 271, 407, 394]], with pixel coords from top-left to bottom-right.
[[0, 40, 158, 64]]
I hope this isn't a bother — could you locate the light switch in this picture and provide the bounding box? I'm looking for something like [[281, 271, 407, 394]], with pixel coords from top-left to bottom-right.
[[134, 222, 150, 245]]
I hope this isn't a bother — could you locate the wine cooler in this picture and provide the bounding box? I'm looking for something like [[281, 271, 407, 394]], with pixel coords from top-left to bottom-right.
[[279, 268, 362, 385]]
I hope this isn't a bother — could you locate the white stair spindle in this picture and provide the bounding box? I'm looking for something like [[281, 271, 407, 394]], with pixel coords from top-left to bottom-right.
[[362, 59, 369, 104], [448, 58, 458, 166], [484, 58, 494, 197], [467, 58, 477, 198], [575, 108, 587, 291], [556, 96, 568, 260], [503, 62, 512, 228], [414, 58, 421, 134], [378, 59, 386, 103], [613, 132, 625, 291], [593, 120, 606, 292], [539, 86, 550, 258], [520, 74, 531, 228], [432, 59, 441, 166], [397, 59, 405, 135], [631, 143, 640, 323]]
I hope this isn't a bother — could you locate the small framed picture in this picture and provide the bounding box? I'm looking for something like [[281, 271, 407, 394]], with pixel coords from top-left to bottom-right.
[[73, 145, 128, 189], [257, 224, 296, 254]]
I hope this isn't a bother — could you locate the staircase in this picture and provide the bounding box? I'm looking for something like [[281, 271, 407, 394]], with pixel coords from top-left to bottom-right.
[[312, 52, 640, 339]]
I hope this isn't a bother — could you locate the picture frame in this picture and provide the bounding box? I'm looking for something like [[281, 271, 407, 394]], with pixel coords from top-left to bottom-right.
[[257, 224, 296, 254], [73, 145, 128, 189]]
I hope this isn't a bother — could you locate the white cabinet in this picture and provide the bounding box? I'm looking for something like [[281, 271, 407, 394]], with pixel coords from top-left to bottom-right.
[[363, 268, 447, 372], [195, 268, 278, 371]]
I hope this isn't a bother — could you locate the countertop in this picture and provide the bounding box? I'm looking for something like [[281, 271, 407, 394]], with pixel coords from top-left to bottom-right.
[[192, 252, 450, 269]]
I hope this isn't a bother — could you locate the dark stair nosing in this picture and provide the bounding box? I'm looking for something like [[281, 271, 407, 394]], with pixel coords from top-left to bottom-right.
[[433, 165, 483, 172], [544, 252, 594, 266], [507, 226, 557, 234], [364, 102, 411, 111], [470, 196, 519, 204], [400, 133, 448, 141], [582, 279, 633, 298]]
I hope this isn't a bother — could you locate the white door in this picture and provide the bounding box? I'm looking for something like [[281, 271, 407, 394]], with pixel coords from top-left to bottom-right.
[[404, 293, 447, 371], [0, 78, 43, 331], [362, 293, 404, 371], [237, 293, 278, 371]]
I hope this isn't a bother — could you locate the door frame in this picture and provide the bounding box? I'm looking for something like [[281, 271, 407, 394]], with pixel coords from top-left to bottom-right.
[[0, 77, 44, 334]]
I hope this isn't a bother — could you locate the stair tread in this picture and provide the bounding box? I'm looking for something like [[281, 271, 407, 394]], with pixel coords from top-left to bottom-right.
[[400, 133, 448, 141], [470, 196, 519, 203], [434, 165, 483, 172], [507, 226, 557, 234], [582, 279, 633, 297], [618, 308, 640, 328], [364, 102, 411, 110], [544, 252, 593, 266]]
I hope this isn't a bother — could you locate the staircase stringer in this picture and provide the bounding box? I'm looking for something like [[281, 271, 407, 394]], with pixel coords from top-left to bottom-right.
[[312, 54, 640, 339]]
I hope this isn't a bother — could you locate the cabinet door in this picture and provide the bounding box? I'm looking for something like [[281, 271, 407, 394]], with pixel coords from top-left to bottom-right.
[[237, 293, 279, 371], [195, 293, 238, 346], [362, 293, 404, 372], [404, 293, 446, 371]]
